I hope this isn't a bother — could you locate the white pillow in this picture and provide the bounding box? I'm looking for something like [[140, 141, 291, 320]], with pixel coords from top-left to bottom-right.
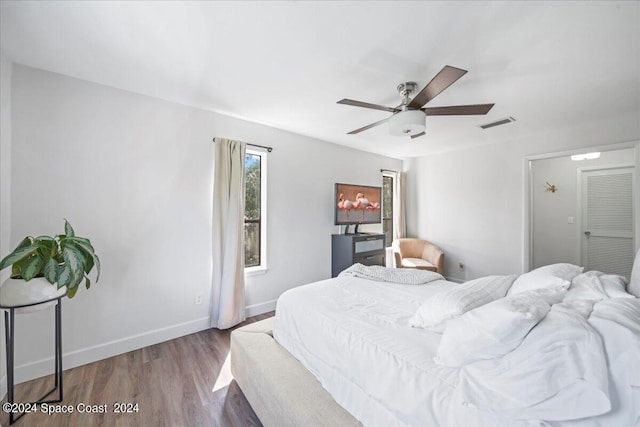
[[601, 274, 635, 299], [434, 287, 565, 367], [629, 249, 640, 298], [409, 275, 517, 329], [508, 263, 582, 295], [565, 271, 635, 301], [563, 272, 608, 302]]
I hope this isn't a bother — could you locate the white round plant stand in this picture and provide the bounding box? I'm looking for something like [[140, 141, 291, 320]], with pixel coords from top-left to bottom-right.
[[0, 277, 67, 425]]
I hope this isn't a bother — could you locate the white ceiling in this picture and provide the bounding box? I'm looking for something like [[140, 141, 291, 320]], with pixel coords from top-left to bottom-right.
[[1, 1, 639, 159]]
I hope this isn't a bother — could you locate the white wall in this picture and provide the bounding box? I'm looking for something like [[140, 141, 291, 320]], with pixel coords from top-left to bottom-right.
[[405, 115, 640, 281], [0, 50, 12, 397], [530, 148, 635, 268], [637, 146, 640, 252], [9, 64, 401, 384]]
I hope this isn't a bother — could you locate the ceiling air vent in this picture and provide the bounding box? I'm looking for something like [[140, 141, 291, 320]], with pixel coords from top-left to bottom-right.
[[479, 116, 516, 129]]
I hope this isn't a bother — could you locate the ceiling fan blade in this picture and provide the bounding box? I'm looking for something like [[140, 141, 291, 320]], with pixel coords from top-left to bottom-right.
[[408, 65, 468, 109], [422, 103, 495, 116], [410, 131, 426, 140], [338, 99, 399, 113], [347, 116, 392, 134]]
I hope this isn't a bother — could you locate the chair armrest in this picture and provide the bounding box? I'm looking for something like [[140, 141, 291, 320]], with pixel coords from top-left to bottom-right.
[[434, 251, 444, 273], [392, 240, 403, 268], [422, 243, 444, 273], [394, 251, 403, 268]]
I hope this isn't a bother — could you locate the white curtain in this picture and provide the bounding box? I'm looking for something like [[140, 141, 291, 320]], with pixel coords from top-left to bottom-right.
[[393, 171, 406, 240], [211, 137, 246, 329]]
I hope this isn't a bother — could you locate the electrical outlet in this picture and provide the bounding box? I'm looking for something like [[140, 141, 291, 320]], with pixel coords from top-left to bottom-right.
[[458, 261, 465, 271], [195, 294, 204, 305]]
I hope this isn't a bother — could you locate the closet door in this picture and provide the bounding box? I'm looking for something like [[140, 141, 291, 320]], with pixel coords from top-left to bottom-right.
[[581, 167, 634, 278]]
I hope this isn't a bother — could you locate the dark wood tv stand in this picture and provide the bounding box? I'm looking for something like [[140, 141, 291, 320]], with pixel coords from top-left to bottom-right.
[[331, 233, 386, 278]]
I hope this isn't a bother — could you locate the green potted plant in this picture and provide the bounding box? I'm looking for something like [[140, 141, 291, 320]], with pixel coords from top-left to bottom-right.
[[0, 220, 100, 299]]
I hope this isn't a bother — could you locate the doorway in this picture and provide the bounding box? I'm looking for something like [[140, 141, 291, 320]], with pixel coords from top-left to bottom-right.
[[529, 146, 636, 277]]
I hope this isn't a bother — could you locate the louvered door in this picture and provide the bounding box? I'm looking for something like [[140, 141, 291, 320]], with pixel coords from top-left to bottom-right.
[[581, 167, 634, 279]]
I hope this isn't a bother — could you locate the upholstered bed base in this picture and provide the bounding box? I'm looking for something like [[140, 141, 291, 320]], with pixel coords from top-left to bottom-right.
[[230, 318, 361, 427]]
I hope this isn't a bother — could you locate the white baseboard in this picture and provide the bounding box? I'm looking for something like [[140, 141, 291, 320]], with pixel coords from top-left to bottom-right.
[[11, 316, 210, 386], [4, 300, 277, 392], [245, 299, 277, 317]]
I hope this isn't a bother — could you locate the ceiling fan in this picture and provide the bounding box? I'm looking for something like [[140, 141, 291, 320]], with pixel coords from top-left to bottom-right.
[[337, 65, 494, 139]]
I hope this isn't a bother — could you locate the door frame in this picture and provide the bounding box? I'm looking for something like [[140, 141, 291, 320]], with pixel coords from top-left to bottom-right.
[[576, 164, 635, 269], [524, 141, 639, 273]]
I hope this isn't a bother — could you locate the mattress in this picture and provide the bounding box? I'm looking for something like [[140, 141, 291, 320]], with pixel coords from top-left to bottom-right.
[[273, 276, 508, 427]]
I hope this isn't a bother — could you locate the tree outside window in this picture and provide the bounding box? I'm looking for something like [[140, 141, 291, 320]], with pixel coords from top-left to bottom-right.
[[382, 175, 394, 247], [244, 153, 261, 267]]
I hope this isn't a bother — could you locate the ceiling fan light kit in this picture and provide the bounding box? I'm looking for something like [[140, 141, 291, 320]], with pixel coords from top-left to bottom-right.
[[337, 65, 495, 140], [388, 110, 425, 136]]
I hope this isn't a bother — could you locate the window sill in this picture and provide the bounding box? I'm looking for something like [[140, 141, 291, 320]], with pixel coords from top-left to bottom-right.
[[245, 266, 268, 277]]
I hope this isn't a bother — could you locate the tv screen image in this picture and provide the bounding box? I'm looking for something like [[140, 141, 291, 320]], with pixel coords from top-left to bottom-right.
[[335, 183, 382, 225]]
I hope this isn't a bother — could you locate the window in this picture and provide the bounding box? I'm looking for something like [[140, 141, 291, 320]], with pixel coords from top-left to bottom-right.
[[244, 148, 267, 272], [382, 174, 394, 247]]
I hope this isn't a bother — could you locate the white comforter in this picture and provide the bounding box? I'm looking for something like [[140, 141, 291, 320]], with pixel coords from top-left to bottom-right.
[[456, 301, 610, 421], [273, 274, 640, 427]]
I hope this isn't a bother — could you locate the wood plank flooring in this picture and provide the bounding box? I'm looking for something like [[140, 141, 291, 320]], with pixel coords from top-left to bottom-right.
[[1, 312, 273, 427]]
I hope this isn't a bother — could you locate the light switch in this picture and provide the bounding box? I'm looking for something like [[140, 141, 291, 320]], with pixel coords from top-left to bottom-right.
[[567, 216, 574, 224]]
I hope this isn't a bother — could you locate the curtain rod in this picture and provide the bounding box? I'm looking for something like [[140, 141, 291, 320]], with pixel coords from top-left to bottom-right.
[[212, 138, 273, 152], [248, 143, 273, 152], [380, 168, 398, 173]]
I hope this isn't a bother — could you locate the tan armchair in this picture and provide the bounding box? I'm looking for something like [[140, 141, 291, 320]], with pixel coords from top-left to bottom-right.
[[392, 238, 444, 273]]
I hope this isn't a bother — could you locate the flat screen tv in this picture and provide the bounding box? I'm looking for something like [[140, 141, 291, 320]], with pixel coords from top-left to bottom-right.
[[335, 183, 382, 232]]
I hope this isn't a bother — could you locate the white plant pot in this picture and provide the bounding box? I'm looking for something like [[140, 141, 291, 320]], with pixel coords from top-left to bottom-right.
[[0, 277, 67, 313]]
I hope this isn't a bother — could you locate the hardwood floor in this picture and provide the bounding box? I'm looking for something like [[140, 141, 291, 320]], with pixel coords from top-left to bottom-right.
[[1, 312, 273, 427]]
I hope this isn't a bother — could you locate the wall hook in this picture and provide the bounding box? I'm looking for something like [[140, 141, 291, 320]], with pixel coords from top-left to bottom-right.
[[545, 182, 558, 193]]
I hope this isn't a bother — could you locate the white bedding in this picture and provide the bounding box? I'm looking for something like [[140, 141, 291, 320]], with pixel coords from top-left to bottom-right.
[[455, 301, 610, 421], [273, 274, 640, 427], [275, 276, 513, 426]]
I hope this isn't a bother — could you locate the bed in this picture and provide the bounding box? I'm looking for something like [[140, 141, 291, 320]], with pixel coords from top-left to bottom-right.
[[231, 256, 640, 427]]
